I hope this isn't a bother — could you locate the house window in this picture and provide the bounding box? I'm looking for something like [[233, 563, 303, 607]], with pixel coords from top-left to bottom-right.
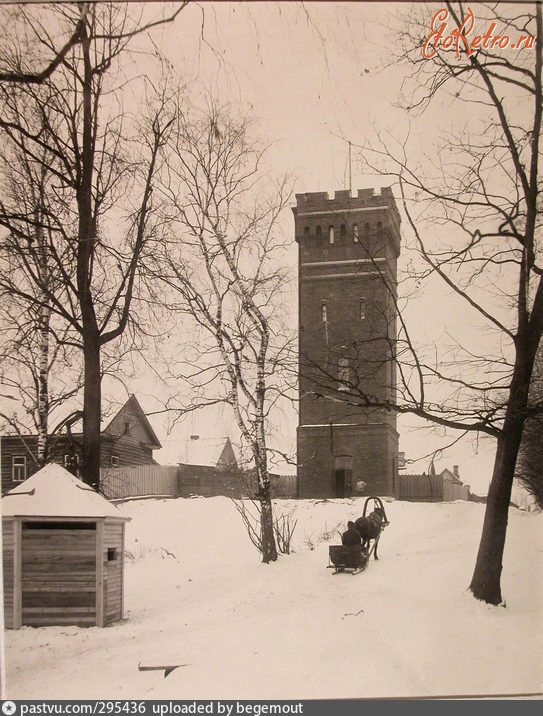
[[124, 421, 130, 435], [338, 356, 350, 391], [329, 226, 334, 244], [353, 223, 359, 242], [107, 547, 118, 562], [321, 303, 328, 323], [64, 452, 80, 476], [12, 456, 26, 482], [359, 298, 366, 320], [111, 455, 120, 467]]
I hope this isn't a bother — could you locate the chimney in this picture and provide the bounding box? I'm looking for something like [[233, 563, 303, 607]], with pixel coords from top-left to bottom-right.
[[453, 465, 459, 478]]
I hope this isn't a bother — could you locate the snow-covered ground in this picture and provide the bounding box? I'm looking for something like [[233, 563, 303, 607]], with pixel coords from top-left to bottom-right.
[[3, 496, 542, 700]]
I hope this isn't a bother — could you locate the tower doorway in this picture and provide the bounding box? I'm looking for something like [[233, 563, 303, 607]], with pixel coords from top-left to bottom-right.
[[334, 455, 353, 498]]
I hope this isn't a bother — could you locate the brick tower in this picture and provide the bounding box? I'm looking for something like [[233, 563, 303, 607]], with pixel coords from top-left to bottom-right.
[[294, 188, 401, 499]]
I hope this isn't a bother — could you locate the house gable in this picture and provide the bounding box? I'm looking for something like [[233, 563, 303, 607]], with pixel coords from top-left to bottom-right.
[[1, 394, 161, 494], [102, 394, 161, 450]]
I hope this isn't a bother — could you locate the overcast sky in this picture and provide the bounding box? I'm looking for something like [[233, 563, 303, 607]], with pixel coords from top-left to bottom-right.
[[109, 1, 505, 496]]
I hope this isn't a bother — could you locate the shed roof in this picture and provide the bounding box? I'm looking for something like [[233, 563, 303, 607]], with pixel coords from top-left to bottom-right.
[[1, 463, 128, 520]]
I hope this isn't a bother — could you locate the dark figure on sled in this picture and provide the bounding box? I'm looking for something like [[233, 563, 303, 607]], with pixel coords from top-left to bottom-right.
[[330, 496, 390, 574]]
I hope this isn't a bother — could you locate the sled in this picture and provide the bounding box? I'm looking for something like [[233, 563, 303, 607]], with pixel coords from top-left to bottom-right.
[[327, 544, 369, 575], [327, 496, 390, 575]]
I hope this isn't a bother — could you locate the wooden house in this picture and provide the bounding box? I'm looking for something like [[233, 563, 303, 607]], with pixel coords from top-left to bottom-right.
[[2, 462, 130, 629], [1, 394, 162, 495]]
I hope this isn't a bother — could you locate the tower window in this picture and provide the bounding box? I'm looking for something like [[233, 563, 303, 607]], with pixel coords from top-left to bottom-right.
[[316, 225, 322, 238], [377, 221, 383, 230], [364, 222, 370, 232], [338, 357, 350, 391], [353, 224, 359, 242], [321, 303, 328, 323], [340, 224, 346, 238], [359, 298, 366, 320], [304, 226, 310, 237], [329, 226, 334, 244]]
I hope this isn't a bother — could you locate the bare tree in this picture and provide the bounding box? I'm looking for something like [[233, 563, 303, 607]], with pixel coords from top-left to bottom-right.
[[0, 3, 178, 489], [152, 100, 295, 563], [309, 2, 542, 605], [515, 340, 543, 508], [0, 2, 186, 85], [0, 105, 84, 466]]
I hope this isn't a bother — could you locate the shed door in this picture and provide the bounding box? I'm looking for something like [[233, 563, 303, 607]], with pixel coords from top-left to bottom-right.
[[22, 521, 97, 627]]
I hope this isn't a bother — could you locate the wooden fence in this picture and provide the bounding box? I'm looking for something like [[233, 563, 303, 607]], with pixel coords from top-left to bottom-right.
[[100, 465, 298, 501], [443, 479, 470, 502], [100, 465, 179, 500], [397, 474, 470, 502], [101, 466, 470, 503], [271, 474, 298, 498]]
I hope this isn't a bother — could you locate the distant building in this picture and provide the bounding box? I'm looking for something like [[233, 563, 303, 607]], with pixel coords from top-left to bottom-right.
[[397, 464, 471, 502], [1, 394, 161, 495], [294, 188, 401, 498], [181, 435, 239, 470]]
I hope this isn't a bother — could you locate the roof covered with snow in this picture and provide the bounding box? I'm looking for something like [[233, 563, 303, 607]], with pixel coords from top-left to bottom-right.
[[1, 463, 128, 519], [181, 437, 239, 469]]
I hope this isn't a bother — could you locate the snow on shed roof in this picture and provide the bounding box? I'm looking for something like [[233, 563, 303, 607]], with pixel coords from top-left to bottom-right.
[[1, 463, 128, 520]]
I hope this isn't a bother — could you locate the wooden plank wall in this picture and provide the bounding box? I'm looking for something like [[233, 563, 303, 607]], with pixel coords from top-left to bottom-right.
[[101, 465, 179, 499], [21, 524, 97, 627], [271, 474, 297, 498], [103, 522, 124, 625], [2, 520, 15, 629], [101, 465, 298, 500], [397, 474, 444, 501], [177, 470, 254, 499], [443, 480, 470, 502]]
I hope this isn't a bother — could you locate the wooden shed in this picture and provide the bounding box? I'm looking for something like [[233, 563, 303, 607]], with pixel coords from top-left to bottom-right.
[[2, 463, 130, 629]]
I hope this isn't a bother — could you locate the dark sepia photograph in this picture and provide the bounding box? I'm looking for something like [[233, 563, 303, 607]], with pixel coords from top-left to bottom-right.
[[0, 0, 541, 704]]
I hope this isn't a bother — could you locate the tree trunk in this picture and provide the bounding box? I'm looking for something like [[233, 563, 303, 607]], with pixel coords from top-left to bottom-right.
[[468, 438, 515, 604], [254, 433, 278, 563], [36, 304, 51, 467], [469, 365, 531, 603], [82, 334, 101, 490], [77, 19, 101, 491], [259, 484, 278, 564]]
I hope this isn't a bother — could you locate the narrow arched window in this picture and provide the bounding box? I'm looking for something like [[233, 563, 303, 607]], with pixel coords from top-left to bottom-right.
[[359, 298, 366, 320], [329, 226, 334, 244], [321, 303, 328, 323], [304, 226, 310, 237], [340, 224, 346, 238], [338, 356, 350, 391], [316, 225, 322, 238], [353, 223, 359, 242]]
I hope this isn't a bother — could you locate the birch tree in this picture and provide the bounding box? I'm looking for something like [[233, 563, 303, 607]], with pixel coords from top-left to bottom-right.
[[153, 101, 294, 563]]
